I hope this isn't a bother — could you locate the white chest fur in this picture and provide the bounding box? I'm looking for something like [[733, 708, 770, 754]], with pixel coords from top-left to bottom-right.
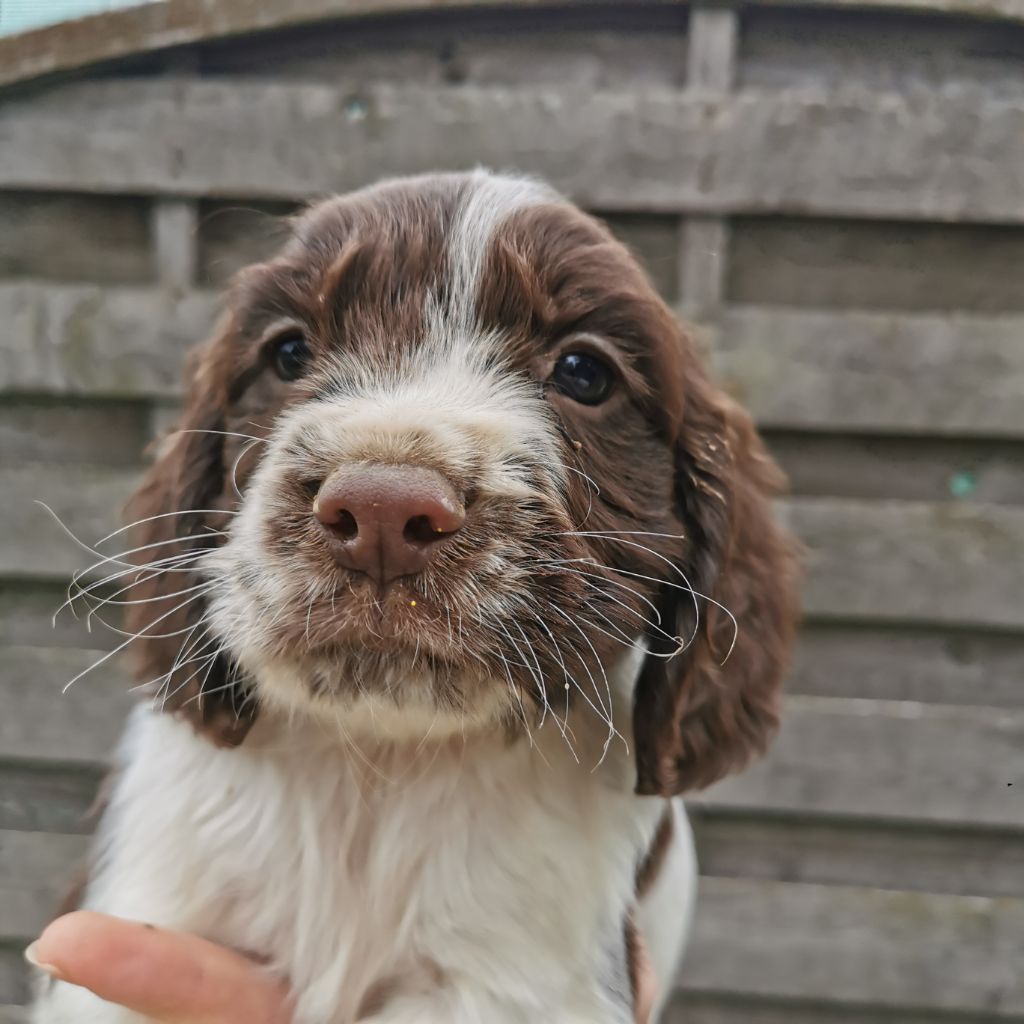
[[35, 701, 691, 1024]]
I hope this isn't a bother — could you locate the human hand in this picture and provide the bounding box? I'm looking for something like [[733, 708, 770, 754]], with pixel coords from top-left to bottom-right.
[[27, 911, 291, 1024], [28, 910, 656, 1023]]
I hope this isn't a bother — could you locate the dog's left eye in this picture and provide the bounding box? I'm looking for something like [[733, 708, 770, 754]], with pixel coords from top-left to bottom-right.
[[271, 333, 311, 381], [551, 352, 615, 405]]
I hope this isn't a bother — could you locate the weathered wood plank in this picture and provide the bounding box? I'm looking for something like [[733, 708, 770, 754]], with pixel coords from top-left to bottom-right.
[[698, 695, 1024, 829], [0, 583, 118, 650], [711, 307, 1024, 437], [690, 808, 1024, 899], [0, 761, 103, 835], [6, 82, 1024, 221], [688, 7, 738, 93], [9, 648, 1024, 830], [0, 646, 133, 765], [0, 0, 683, 90], [0, 193, 153, 286], [679, 218, 729, 322], [750, 0, 1024, 23], [766, 432, 1024, 505], [742, 5, 1024, 100], [790, 623, 1024, 708], [0, 832, 88, 943], [0, 463, 139, 579], [0, 400, 149, 467], [0, 283, 212, 398], [6, 283, 1024, 438], [0, 958, 29, 1016], [728, 217, 1024, 315], [680, 876, 1024, 1015], [6, 457, 1024, 632], [783, 497, 1024, 630], [153, 199, 199, 291], [665, 991, 1023, 1024]]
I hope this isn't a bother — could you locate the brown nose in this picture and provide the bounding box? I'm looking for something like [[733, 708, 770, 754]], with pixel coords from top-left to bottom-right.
[[313, 464, 465, 586]]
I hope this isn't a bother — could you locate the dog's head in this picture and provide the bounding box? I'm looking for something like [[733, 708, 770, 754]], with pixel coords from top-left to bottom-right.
[[125, 171, 799, 795]]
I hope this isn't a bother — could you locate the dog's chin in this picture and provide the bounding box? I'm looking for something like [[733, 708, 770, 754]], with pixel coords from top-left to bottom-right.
[[246, 647, 514, 745]]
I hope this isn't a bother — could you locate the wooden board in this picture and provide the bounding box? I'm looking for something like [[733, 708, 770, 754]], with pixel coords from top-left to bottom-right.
[[699, 695, 1024, 829], [0, 761, 103, 836], [0, 646, 134, 765], [0, 584, 119, 651], [666, 992, 1019, 1024], [6, 82, 1024, 221], [0, 193, 152, 286], [691, 808, 1024, 900], [783, 497, 1024, 631], [0, 284, 212, 398], [0, 463, 139, 579], [0, 401, 149, 467], [6, 458, 1024, 632], [741, 6, 1024, 100], [0, 0, 683, 90], [728, 217, 1024, 315], [710, 307, 1024, 437], [766, 433, 1024, 505], [6, 283, 1024, 438], [679, 876, 1024, 1015], [789, 623, 1024, 708], [8, 651, 1024, 830], [0, 831, 88, 943]]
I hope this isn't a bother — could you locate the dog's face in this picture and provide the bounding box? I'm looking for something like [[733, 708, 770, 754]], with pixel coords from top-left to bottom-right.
[[126, 172, 798, 795]]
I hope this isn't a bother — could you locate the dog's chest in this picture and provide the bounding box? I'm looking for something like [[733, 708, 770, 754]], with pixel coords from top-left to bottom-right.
[[90, 710, 657, 1022]]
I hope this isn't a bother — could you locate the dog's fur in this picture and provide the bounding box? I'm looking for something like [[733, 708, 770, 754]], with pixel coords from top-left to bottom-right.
[[32, 171, 799, 1024]]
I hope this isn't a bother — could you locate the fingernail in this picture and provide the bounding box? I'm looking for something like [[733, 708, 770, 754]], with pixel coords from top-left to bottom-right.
[[24, 942, 63, 979]]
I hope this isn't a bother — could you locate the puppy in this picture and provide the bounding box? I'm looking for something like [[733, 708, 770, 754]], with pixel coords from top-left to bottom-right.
[[33, 171, 799, 1024]]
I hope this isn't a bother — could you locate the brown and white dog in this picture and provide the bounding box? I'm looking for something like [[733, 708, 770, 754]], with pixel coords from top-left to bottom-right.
[[33, 171, 799, 1024]]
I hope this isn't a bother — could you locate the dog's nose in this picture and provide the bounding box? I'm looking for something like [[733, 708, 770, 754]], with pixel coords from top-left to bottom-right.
[[313, 465, 465, 585]]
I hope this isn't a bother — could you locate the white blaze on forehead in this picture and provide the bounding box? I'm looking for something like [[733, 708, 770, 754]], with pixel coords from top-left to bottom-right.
[[443, 170, 559, 337]]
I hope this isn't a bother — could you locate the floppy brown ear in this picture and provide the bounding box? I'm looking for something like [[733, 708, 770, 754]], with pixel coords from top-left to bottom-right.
[[123, 318, 257, 746], [633, 378, 801, 796]]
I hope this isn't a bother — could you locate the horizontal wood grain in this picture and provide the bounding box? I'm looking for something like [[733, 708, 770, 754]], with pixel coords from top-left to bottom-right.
[[766, 433, 1024, 505], [789, 623, 1024, 708], [784, 497, 1024, 630], [0, 0, 682, 90], [5, 460, 1024, 631], [0, 832, 87, 943], [0, 646, 134, 765], [0, 761, 103, 835], [0, 400, 150, 466], [690, 808, 1024, 899], [5, 83, 1024, 221], [6, 284, 1024, 438], [698, 695, 1024, 829], [709, 306, 1024, 437], [681, 876, 1024, 1015], [0, 284, 211, 398], [0, 193, 152, 286]]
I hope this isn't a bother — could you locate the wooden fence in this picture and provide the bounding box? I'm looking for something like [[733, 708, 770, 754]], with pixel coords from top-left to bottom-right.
[[1, 1, 1023, 1020]]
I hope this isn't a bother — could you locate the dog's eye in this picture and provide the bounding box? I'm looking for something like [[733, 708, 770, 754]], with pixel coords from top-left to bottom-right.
[[551, 352, 615, 405], [271, 333, 311, 381]]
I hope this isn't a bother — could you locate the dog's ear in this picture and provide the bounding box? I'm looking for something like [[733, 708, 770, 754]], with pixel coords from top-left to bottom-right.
[[123, 315, 257, 746], [633, 373, 800, 796]]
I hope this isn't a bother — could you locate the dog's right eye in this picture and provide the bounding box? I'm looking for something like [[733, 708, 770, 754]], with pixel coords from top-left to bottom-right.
[[271, 333, 311, 381]]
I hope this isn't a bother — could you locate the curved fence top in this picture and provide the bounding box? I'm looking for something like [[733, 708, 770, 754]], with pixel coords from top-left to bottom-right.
[[2, 0, 1024, 90]]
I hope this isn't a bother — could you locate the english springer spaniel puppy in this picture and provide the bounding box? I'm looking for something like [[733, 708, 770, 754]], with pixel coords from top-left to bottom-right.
[[33, 171, 799, 1024]]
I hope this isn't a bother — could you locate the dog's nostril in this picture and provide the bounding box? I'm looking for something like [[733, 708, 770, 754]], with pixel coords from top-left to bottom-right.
[[404, 514, 451, 546], [328, 508, 359, 541]]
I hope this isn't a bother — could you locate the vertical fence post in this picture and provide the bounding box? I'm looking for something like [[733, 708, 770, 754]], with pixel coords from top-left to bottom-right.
[[680, 6, 738, 325]]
